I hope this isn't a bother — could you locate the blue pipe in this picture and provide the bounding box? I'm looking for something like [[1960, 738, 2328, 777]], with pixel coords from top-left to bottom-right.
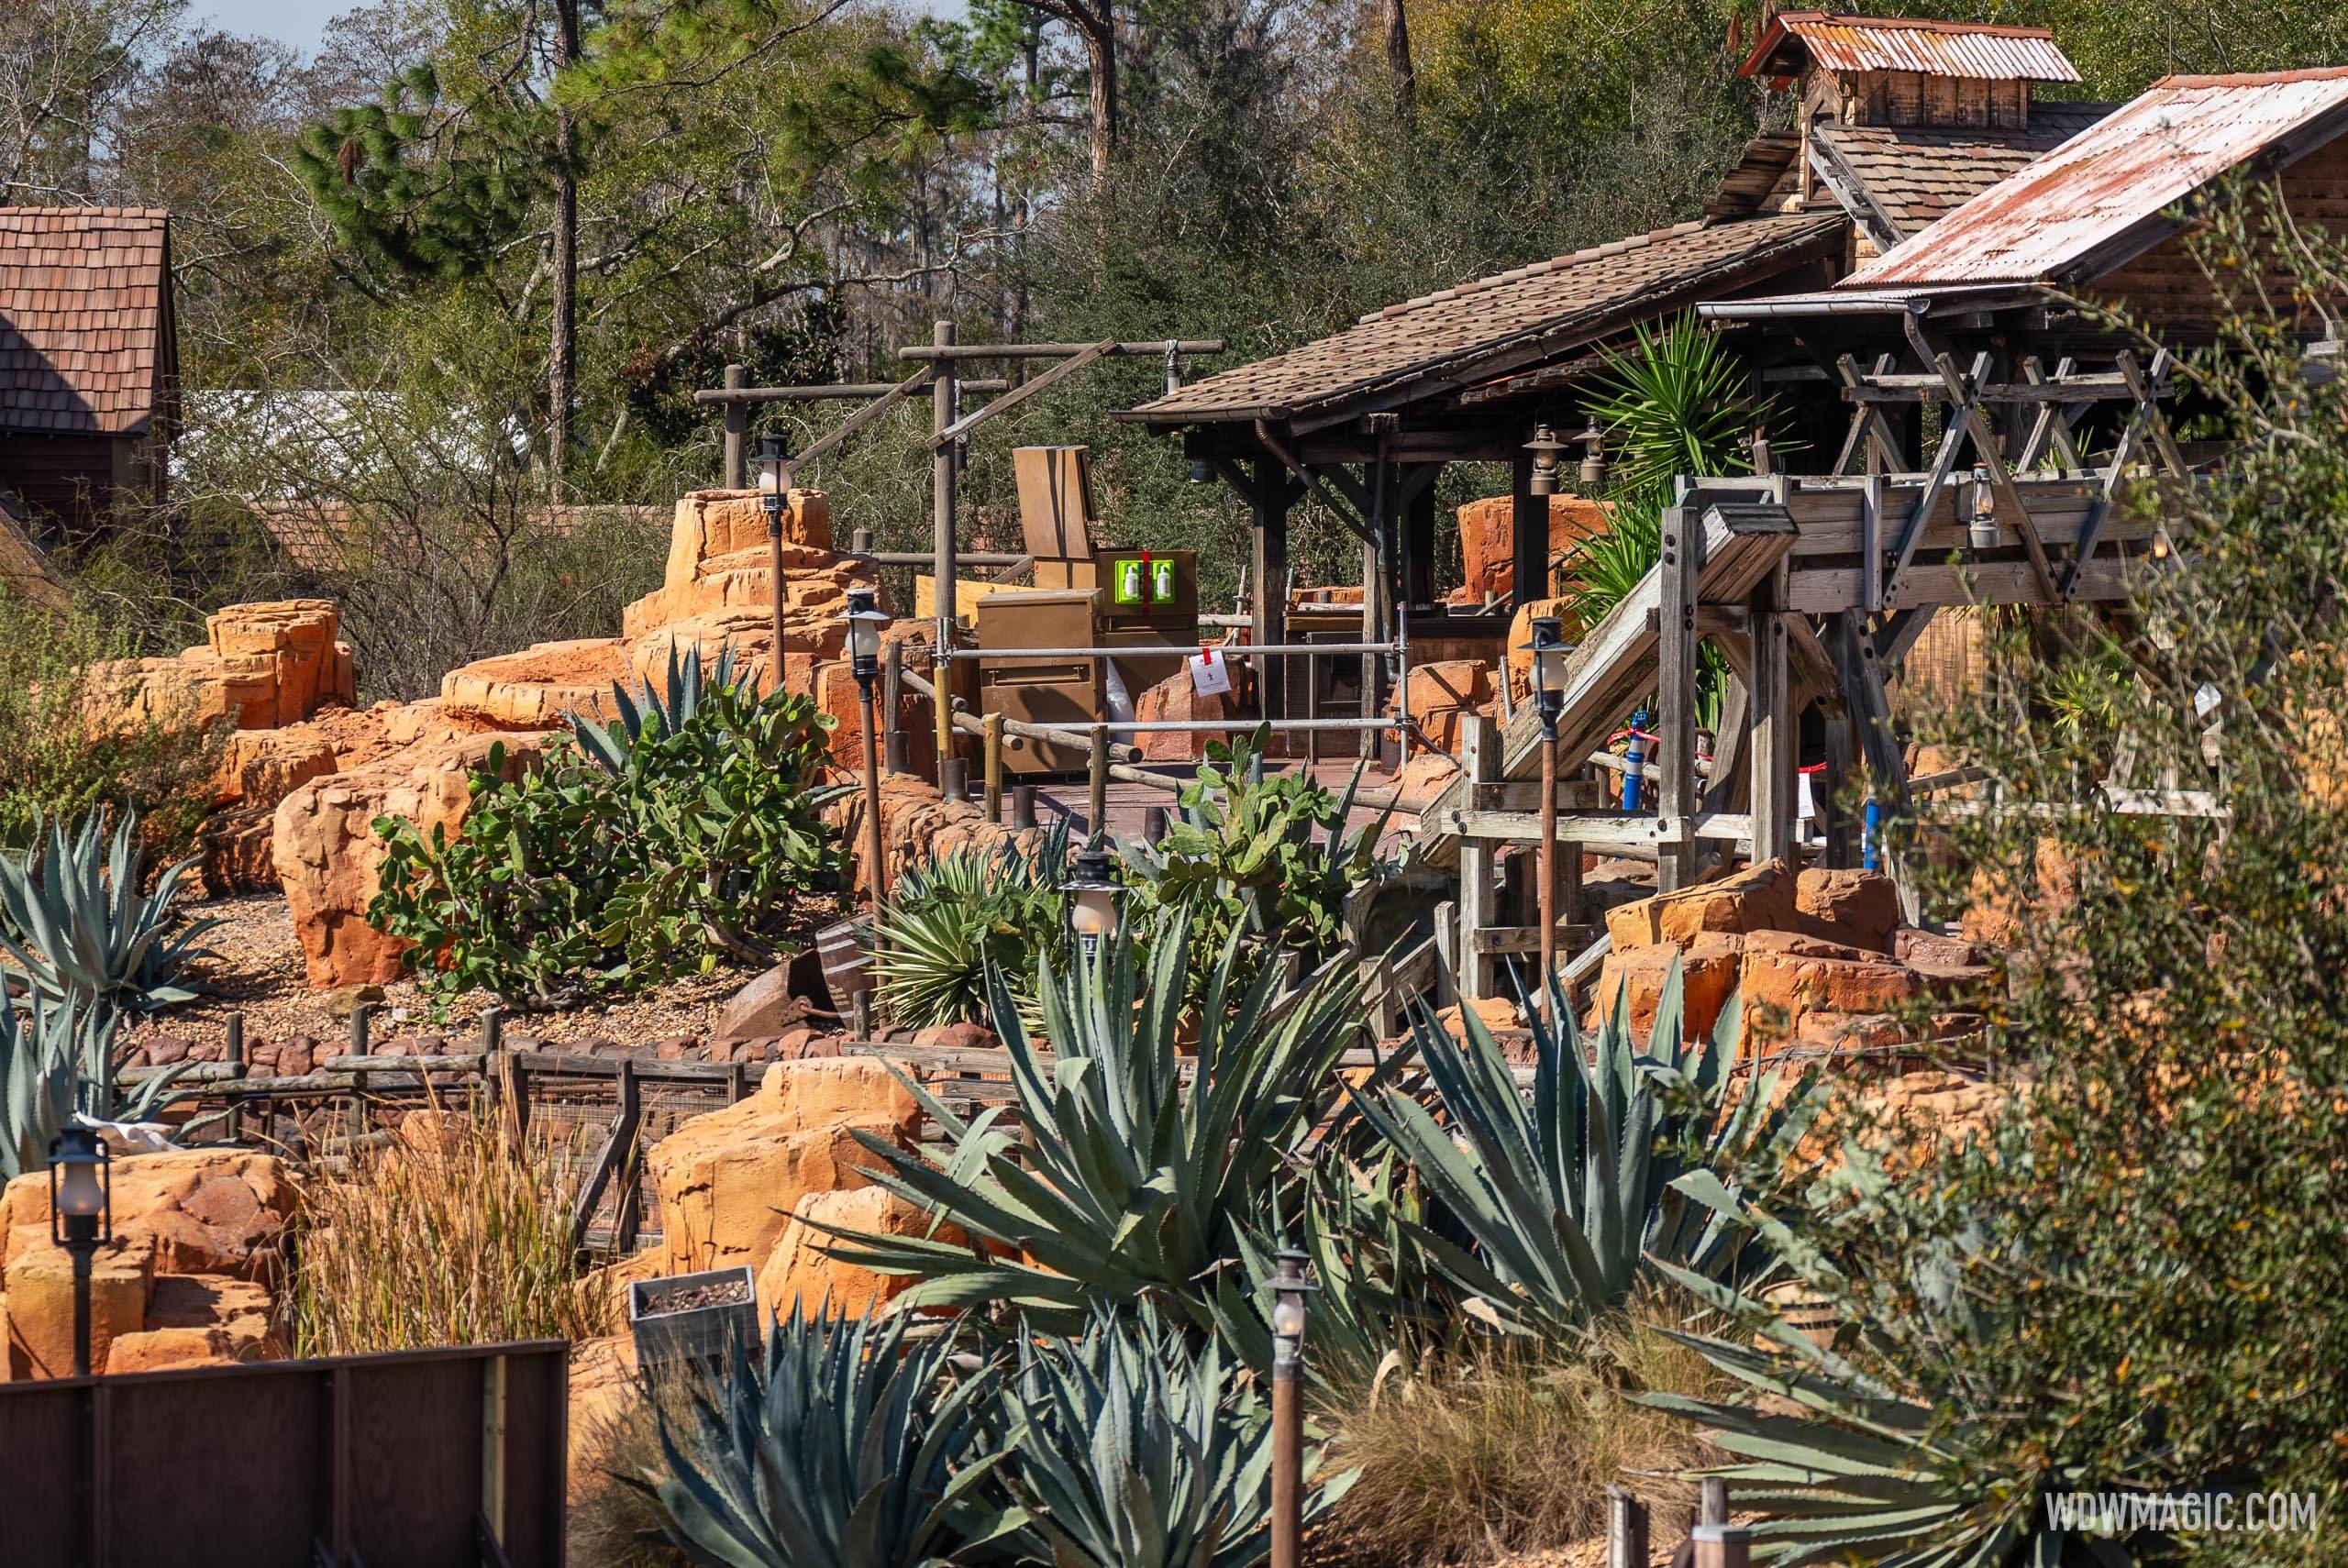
[[1862, 797, 1882, 871], [1622, 707, 1648, 810]]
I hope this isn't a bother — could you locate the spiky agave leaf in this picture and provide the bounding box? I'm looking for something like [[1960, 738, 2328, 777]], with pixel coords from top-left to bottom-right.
[[0, 809, 219, 1019], [571, 639, 743, 775], [0, 988, 77, 1179], [640, 1301, 1009, 1568], [998, 1304, 1351, 1568], [1638, 1258, 2148, 1568], [1351, 960, 1826, 1339], [870, 820, 1072, 1031], [811, 914, 1364, 1331]]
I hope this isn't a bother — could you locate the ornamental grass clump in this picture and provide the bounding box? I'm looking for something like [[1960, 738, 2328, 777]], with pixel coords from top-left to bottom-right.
[[292, 1104, 604, 1355]]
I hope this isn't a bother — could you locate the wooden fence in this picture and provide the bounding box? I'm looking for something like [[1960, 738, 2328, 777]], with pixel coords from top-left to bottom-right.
[[0, 1340, 569, 1568]]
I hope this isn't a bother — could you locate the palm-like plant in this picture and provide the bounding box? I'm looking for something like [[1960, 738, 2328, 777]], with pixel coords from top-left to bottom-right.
[[572, 640, 742, 774], [1351, 966, 1824, 1340], [0, 808, 218, 1017], [640, 1303, 1008, 1568], [814, 918, 1365, 1331], [1580, 311, 1778, 498], [871, 822, 1073, 1031], [996, 1305, 1348, 1568]]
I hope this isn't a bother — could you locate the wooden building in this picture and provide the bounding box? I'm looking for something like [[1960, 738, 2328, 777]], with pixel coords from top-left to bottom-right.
[[1119, 15, 2103, 730], [0, 207, 177, 543]]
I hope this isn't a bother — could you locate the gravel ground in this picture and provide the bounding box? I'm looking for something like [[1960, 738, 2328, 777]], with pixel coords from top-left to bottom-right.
[[150, 892, 754, 1058]]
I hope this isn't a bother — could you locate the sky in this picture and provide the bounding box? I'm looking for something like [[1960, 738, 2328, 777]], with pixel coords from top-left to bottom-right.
[[194, 1, 339, 55]]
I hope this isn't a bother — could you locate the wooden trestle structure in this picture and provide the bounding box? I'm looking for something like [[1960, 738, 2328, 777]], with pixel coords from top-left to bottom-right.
[[1419, 339, 2199, 1001]]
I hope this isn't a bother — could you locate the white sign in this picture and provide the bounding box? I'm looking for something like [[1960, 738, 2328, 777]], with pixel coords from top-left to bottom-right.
[[1188, 647, 1233, 697]]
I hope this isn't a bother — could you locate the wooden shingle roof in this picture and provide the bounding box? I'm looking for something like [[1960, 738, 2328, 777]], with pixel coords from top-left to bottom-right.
[[1126, 213, 1845, 426], [0, 207, 172, 436], [1812, 105, 2112, 244]]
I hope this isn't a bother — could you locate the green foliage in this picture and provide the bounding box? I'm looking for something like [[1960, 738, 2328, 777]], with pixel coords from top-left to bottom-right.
[[571, 642, 743, 775], [370, 672, 849, 1008], [995, 1305, 1348, 1568], [1125, 725, 1396, 978], [814, 917, 1363, 1331], [0, 988, 83, 1180], [1353, 965, 1823, 1340], [871, 820, 1074, 1031], [642, 1303, 1006, 1568], [0, 808, 219, 1019], [0, 598, 227, 861]]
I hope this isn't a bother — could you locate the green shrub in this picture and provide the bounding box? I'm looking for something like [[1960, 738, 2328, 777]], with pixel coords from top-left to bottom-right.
[[0, 807, 221, 1018], [0, 597, 227, 860], [871, 820, 1074, 1031], [369, 668, 849, 1008]]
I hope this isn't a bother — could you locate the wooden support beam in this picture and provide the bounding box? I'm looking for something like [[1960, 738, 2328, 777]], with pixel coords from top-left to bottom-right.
[[1512, 451, 1547, 603], [1656, 498, 1700, 891], [1833, 354, 1904, 475], [791, 365, 935, 470], [2016, 356, 2088, 473], [1248, 458, 1294, 731], [1749, 565, 1794, 864], [1254, 421, 1377, 546], [1883, 350, 1988, 603], [2062, 348, 2181, 597], [1431, 809, 1756, 849], [930, 339, 1114, 447], [1456, 715, 1502, 1001], [1903, 316, 2058, 605]]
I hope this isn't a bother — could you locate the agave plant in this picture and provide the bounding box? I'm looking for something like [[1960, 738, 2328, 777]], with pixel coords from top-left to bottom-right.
[[1351, 964, 1825, 1340], [871, 821, 1073, 1031], [571, 640, 743, 774], [0, 987, 180, 1178], [814, 917, 1365, 1330], [639, 1302, 1008, 1568], [997, 1305, 1349, 1568], [0, 808, 218, 1018]]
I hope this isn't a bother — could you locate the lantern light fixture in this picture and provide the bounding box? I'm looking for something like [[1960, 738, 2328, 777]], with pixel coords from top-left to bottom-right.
[[1524, 423, 1568, 496], [1578, 415, 1609, 490], [843, 588, 891, 682], [48, 1124, 112, 1376], [756, 432, 792, 524], [1062, 848, 1125, 955], [1967, 464, 1999, 552], [1528, 615, 1569, 740]]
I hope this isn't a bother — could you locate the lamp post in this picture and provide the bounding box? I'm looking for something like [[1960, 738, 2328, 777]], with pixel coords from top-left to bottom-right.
[[1529, 616, 1568, 1014], [1061, 847, 1124, 965], [1269, 1247, 1317, 1568], [844, 587, 892, 928], [48, 1126, 112, 1377], [758, 432, 792, 688], [1523, 423, 1568, 498]]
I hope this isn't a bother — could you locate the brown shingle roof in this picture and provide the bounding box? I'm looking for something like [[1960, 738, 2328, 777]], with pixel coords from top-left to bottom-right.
[[1126, 213, 1845, 425], [1812, 105, 2113, 244], [0, 207, 171, 436]]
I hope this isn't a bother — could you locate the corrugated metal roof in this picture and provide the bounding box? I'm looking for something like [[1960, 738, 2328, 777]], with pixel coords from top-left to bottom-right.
[[1845, 65, 2348, 288], [1740, 13, 2080, 84], [1124, 213, 1845, 425]]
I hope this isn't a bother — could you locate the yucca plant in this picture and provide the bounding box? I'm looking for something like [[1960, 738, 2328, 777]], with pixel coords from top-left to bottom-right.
[[1352, 965, 1825, 1340], [814, 917, 1365, 1331], [0, 807, 217, 1018], [573, 640, 742, 775], [871, 821, 1073, 1031], [996, 1305, 1348, 1568], [639, 1304, 1007, 1568]]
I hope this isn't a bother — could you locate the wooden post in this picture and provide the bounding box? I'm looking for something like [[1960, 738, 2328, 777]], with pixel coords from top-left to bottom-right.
[[1822, 714, 1855, 867], [1511, 449, 1545, 605], [1404, 474, 1437, 613], [932, 320, 959, 784], [1700, 1475, 1730, 1527], [1606, 1485, 1649, 1568], [984, 712, 1006, 822], [612, 1059, 644, 1253], [880, 640, 904, 772], [1250, 461, 1291, 747], [1538, 722, 1558, 1012], [1087, 723, 1110, 843], [223, 1012, 245, 1143], [721, 363, 746, 489], [1656, 499, 1698, 891], [1750, 563, 1794, 866], [1693, 1525, 1751, 1568], [1457, 714, 1501, 1001]]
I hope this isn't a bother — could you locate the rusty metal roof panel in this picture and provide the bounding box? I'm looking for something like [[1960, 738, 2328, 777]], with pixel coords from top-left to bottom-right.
[[1125, 213, 1845, 425], [1740, 14, 2080, 84], [1846, 66, 2348, 289]]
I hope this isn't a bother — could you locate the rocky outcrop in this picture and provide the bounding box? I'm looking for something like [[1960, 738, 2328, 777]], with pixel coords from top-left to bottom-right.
[[1590, 862, 1996, 1058], [823, 773, 1041, 900], [1392, 659, 1494, 756], [756, 1186, 963, 1320], [439, 637, 634, 729], [1135, 666, 1245, 763], [1454, 494, 1610, 604], [645, 1057, 924, 1275], [0, 1148, 299, 1379], [272, 725, 553, 988], [105, 600, 357, 732]]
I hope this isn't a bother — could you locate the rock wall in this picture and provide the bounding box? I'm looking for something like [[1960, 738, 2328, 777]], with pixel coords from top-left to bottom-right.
[[105, 600, 356, 732], [1454, 494, 1610, 604], [0, 1149, 297, 1378]]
